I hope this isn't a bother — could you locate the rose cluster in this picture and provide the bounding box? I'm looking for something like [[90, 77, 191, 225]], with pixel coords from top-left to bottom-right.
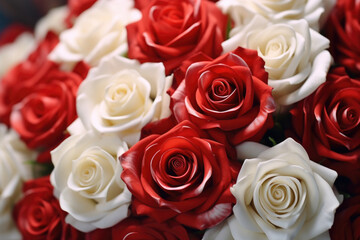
[[0, 0, 359, 239]]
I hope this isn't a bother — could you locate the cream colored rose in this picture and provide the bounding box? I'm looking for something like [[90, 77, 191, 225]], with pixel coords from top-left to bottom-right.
[[0, 124, 35, 240], [35, 5, 68, 40], [76, 55, 172, 146], [217, 0, 335, 31], [204, 138, 341, 240], [222, 17, 331, 106], [49, 0, 141, 70], [50, 130, 131, 232], [0, 33, 35, 78]]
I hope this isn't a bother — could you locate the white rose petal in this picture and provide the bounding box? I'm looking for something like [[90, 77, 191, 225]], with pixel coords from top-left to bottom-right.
[[35, 5, 68, 40], [222, 16, 331, 106], [50, 130, 131, 232], [0, 124, 36, 240], [0, 33, 35, 79], [49, 0, 141, 70], [76, 55, 172, 146], [217, 0, 336, 31], [204, 138, 341, 240]]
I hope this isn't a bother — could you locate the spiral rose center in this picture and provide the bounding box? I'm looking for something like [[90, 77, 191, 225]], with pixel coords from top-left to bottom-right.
[[167, 154, 188, 176]]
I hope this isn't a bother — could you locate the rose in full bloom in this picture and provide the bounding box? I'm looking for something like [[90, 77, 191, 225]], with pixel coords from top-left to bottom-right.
[[0, 29, 35, 78], [51, 130, 131, 232], [0, 32, 58, 125], [126, 0, 228, 75], [13, 176, 85, 240], [217, 0, 335, 31], [291, 67, 360, 164], [76, 55, 172, 146], [171, 47, 275, 146], [0, 124, 35, 240], [203, 138, 341, 240], [121, 120, 237, 230], [330, 195, 360, 240], [324, 0, 360, 77], [87, 217, 200, 240], [50, 0, 141, 70], [222, 16, 331, 106], [10, 66, 82, 156]]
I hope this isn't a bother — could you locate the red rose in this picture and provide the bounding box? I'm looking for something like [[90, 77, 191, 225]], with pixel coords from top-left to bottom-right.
[[171, 47, 275, 146], [330, 195, 360, 240], [127, 0, 227, 75], [87, 217, 200, 240], [13, 176, 84, 240], [291, 67, 360, 163], [121, 120, 237, 230], [10, 66, 82, 155], [324, 0, 360, 77], [0, 32, 59, 125]]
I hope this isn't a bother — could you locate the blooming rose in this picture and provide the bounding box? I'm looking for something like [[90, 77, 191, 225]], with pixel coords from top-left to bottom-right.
[[330, 195, 360, 240], [87, 217, 200, 240], [291, 67, 360, 164], [13, 176, 85, 240], [0, 31, 35, 78], [217, 0, 335, 31], [0, 124, 35, 240], [51, 130, 131, 232], [126, 0, 228, 75], [324, 0, 360, 77], [50, 0, 141, 70], [76, 55, 172, 146], [35, 5, 68, 40], [10, 66, 82, 154], [0, 32, 58, 125], [222, 16, 331, 106], [171, 47, 275, 146], [204, 138, 341, 240], [121, 120, 237, 230]]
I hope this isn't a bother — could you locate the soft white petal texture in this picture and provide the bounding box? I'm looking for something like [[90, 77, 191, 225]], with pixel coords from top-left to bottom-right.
[[0, 32, 35, 78], [215, 138, 341, 240], [0, 124, 35, 239], [202, 217, 234, 240], [221, 15, 330, 106], [217, 0, 336, 30], [49, 0, 141, 69], [76, 55, 172, 146], [50, 130, 130, 232], [35, 5, 68, 40]]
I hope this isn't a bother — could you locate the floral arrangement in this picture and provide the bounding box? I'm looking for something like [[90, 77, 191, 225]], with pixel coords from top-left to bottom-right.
[[0, 0, 359, 239]]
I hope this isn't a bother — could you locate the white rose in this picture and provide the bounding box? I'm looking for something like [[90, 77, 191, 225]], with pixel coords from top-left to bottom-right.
[[76, 55, 172, 146], [49, 0, 141, 70], [35, 5, 68, 40], [50, 130, 131, 232], [217, 0, 335, 31], [203, 138, 341, 240], [0, 33, 35, 78], [222, 16, 331, 106], [0, 124, 35, 240]]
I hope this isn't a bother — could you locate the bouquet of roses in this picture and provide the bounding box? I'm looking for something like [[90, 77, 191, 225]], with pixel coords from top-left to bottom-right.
[[0, 0, 359, 239]]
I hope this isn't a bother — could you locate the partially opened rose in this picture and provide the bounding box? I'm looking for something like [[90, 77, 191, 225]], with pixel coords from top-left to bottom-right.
[[13, 176, 85, 240], [171, 47, 275, 146], [121, 120, 236, 230], [51, 130, 131, 232], [204, 138, 341, 240], [325, 0, 360, 77], [222, 16, 331, 106], [50, 0, 141, 70], [126, 0, 228, 75], [217, 0, 335, 31], [76, 55, 172, 146]]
